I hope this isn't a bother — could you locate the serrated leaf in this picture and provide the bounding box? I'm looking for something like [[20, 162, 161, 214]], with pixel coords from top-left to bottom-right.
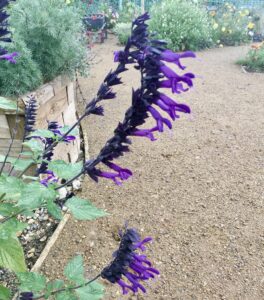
[[55, 290, 78, 300], [0, 155, 34, 171], [0, 236, 26, 272], [46, 198, 62, 220], [0, 203, 21, 217], [27, 129, 55, 139], [47, 279, 64, 291], [46, 279, 64, 296], [0, 175, 25, 201], [75, 281, 104, 300], [59, 125, 79, 136], [18, 182, 57, 210], [0, 285, 11, 300], [65, 197, 106, 221], [23, 139, 44, 158], [0, 97, 19, 111], [48, 160, 83, 180], [0, 219, 27, 239], [17, 272, 46, 292], [64, 255, 85, 284]]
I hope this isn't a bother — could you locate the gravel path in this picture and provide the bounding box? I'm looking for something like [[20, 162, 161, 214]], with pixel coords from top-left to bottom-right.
[[42, 36, 264, 300]]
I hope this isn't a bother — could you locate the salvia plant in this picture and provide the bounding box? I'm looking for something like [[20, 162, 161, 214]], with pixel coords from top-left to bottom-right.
[[0, 0, 196, 298]]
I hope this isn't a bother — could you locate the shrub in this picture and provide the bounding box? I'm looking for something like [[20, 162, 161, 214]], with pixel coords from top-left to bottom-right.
[[9, 0, 88, 83], [237, 43, 264, 72], [114, 22, 131, 45], [0, 40, 43, 96], [209, 3, 254, 46], [118, 1, 141, 23], [149, 0, 213, 51]]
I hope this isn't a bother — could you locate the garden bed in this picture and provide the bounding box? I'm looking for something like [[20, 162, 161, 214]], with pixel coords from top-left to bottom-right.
[[0, 75, 81, 175], [0, 77, 89, 298]]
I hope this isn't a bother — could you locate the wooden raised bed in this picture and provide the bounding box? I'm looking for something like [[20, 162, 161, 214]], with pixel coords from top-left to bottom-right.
[[0, 76, 81, 173]]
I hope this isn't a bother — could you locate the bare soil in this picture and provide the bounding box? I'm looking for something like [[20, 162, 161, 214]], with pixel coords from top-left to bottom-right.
[[41, 36, 264, 300]]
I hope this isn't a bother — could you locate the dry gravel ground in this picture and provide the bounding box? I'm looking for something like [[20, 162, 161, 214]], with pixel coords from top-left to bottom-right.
[[42, 36, 264, 300]]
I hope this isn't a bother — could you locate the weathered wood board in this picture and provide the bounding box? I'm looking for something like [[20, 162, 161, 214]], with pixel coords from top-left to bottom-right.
[[0, 76, 81, 174]]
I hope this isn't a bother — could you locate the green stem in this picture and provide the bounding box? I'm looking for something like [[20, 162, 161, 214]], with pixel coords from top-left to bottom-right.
[[0, 209, 24, 224], [32, 274, 101, 300], [0, 193, 6, 202]]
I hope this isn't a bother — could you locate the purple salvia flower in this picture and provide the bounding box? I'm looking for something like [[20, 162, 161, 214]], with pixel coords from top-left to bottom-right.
[[160, 50, 196, 70], [101, 228, 159, 295], [131, 127, 158, 141], [148, 106, 172, 132], [83, 13, 195, 185], [159, 93, 191, 114], [19, 292, 34, 300], [0, 51, 18, 63], [103, 161, 132, 181], [40, 171, 58, 187]]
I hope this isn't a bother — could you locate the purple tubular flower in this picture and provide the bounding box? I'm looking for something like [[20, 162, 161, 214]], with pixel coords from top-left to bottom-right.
[[131, 127, 158, 141], [0, 51, 18, 63], [19, 292, 34, 300], [160, 50, 196, 70], [159, 93, 191, 114], [40, 171, 58, 187], [101, 228, 159, 295], [104, 161, 132, 181], [148, 106, 172, 132]]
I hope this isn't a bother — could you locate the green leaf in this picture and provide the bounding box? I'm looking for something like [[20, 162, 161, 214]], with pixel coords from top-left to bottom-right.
[[0, 285, 11, 300], [64, 255, 85, 284], [59, 125, 79, 136], [48, 160, 83, 180], [0, 97, 19, 111], [0, 155, 34, 171], [75, 281, 104, 300], [0, 203, 21, 217], [46, 198, 62, 220], [55, 290, 78, 300], [0, 219, 27, 239], [23, 139, 44, 158], [0, 236, 26, 272], [17, 272, 46, 292], [18, 182, 57, 210], [27, 129, 55, 139], [46, 279, 64, 297], [65, 197, 106, 221], [0, 175, 25, 201]]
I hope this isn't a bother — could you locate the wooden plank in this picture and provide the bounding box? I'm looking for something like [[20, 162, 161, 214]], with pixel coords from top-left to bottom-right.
[[0, 139, 23, 157], [62, 101, 77, 126], [6, 115, 25, 140], [21, 84, 54, 107], [50, 76, 63, 94], [66, 82, 75, 105], [0, 115, 11, 138], [36, 88, 68, 127]]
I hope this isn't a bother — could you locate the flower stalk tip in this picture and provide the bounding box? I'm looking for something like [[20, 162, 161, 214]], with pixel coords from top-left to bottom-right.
[[101, 228, 159, 295]]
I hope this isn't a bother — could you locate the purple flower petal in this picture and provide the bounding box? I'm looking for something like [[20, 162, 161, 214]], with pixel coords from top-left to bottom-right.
[[148, 106, 172, 132]]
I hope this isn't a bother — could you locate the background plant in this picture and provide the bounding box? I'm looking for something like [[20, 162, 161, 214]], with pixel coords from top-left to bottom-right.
[[114, 22, 131, 45], [149, 0, 213, 51], [0, 39, 42, 96], [237, 42, 264, 72], [9, 0, 88, 83], [209, 2, 254, 46], [118, 1, 141, 23]]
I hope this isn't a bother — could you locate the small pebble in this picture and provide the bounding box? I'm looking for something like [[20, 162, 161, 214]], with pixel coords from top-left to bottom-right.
[[39, 236, 47, 242]]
